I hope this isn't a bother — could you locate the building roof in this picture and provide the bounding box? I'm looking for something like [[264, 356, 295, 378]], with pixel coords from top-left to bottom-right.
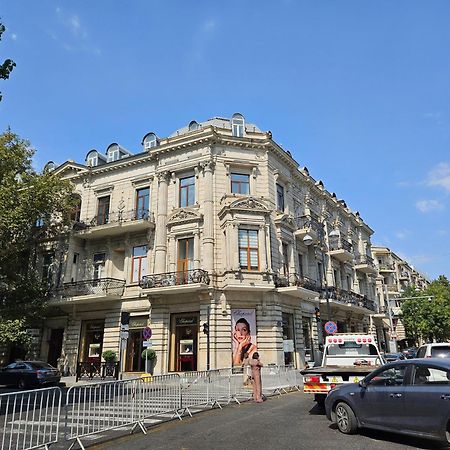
[[169, 116, 263, 137]]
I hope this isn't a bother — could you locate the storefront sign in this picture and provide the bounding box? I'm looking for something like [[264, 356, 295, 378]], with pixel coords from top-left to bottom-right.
[[176, 316, 197, 326], [129, 317, 148, 329], [231, 309, 257, 366]]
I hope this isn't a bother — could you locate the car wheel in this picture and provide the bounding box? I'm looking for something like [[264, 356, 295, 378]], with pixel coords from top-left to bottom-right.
[[17, 378, 27, 389], [335, 402, 358, 434]]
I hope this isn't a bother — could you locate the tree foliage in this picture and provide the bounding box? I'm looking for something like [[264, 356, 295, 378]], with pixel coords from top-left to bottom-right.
[[401, 276, 450, 343], [0, 130, 74, 344], [0, 21, 16, 102]]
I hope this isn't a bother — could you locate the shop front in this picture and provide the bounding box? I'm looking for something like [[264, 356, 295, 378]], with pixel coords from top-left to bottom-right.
[[78, 320, 105, 364], [125, 316, 149, 372], [169, 313, 199, 372]]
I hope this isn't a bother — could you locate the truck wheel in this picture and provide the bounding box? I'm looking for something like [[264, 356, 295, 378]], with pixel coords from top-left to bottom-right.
[[335, 402, 358, 434]]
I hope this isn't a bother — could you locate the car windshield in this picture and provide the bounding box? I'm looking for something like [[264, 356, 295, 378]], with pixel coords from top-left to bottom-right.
[[28, 362, 54, 369], [431, 346, 450, 358]]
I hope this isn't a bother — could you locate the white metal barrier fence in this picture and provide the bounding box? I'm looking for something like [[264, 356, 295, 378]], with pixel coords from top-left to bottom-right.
[[0, 387, 62, 450]]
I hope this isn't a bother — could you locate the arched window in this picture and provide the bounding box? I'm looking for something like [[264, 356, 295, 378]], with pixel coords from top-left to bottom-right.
[[107, 144, 120, 162], [86, 150, 98, 167], [43, 161, 56, 173], [143, 133, 158, 150], [188, 120, 200, 131], [232, 113, 245, 138]]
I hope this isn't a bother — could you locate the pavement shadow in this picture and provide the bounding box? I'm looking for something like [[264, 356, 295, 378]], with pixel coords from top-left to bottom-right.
[[308, 403, 326, 415], [359, 428, 447, 449]]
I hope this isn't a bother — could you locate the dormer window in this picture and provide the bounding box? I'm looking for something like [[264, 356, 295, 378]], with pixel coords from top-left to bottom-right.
[[107, 144, 120, 162], [43, 161, 56, 173], [143, 133, 158, 150], [189, 120, 200, 131], [86, 151, 98, 167], [232, 113, 245, 137]]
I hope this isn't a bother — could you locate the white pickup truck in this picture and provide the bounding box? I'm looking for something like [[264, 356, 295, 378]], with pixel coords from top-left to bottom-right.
[[300, 333, 385, 406]]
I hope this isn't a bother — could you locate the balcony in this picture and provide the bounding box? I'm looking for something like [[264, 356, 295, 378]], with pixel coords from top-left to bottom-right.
[[328, 240, 353, 262], [73, 209, 155, 240], [354, 255, 377, 274], [386, 283, 399, 293], [293, 215, 320, 242], [322, 286, 377, 312], [52, 278, 126, 304], [140, 269, 210, 295], [378, 263, 395, 272], [273, 273, 320, 300], [399, 272, 409, 281]]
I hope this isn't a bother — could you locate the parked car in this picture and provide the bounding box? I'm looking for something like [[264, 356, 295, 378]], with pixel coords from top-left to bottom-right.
[[325, 358, 450, 445], [416, 343, 450, 359], [383, 352, 405, 362], [0, 361, 61, 389], [402, 347, 418, 359]]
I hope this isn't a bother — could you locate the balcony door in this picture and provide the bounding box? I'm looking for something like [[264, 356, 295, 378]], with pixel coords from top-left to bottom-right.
[[177, 238, 194, 284], [97, 196, 110, 225]]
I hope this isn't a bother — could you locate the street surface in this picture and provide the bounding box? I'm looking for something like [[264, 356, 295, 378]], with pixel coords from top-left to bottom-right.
[[94, 391, 447, 450]]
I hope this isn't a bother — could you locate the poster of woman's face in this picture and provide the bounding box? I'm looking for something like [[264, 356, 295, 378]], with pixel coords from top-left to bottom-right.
[[231, 309, 257, 366]]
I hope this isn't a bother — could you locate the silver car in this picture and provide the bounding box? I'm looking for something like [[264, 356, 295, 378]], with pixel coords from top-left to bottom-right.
[[325, 359, 450, 445]]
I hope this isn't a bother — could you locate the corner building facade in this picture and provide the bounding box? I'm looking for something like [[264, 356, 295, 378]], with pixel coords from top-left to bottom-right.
[[40, 115, 383, 375]]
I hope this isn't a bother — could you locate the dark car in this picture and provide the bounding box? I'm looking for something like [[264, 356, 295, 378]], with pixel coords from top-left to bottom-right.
[[402, 347, 418, 359], [384, 352, 405, 362], [325, 358, 450, 445], [0, 361, 61, 389]]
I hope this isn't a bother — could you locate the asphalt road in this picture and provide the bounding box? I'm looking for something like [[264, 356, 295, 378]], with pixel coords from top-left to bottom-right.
[[91, 392, 448, 450]]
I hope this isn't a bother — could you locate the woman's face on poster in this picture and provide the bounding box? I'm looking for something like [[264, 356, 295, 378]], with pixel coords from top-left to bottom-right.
[[235, 322, 250, 343]]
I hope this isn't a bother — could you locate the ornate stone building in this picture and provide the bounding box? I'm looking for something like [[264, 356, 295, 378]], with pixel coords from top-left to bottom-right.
[[37, 114, 384, 375]]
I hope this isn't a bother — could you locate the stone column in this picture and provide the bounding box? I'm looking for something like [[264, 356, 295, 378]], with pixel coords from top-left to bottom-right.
[[168, 234, 176, 272], [154, 171, 170, 273], [194, 230, 201, 269], [202, 160, 215, 272], [264, 222, 272, 272], [259, 224, 268, 272]]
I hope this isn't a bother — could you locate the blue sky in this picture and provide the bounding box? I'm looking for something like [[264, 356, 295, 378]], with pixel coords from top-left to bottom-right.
[[1, 1, 450, 280]]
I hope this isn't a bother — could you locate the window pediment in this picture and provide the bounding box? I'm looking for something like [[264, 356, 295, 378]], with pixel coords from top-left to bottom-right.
[[167, 208, 203, 226]]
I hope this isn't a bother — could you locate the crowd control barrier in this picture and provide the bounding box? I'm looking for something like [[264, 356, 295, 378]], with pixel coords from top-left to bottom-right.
[[0, 387, 62, 450]]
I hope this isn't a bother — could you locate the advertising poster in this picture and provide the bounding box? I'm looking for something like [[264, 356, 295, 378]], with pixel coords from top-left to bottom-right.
[[231, 309, 257, 366]]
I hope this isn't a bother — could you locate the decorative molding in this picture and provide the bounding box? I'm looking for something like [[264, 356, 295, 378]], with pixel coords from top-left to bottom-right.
[[156, 171, 171, 184], [167, 208, 203, 226], [94, 185, 114, 196]]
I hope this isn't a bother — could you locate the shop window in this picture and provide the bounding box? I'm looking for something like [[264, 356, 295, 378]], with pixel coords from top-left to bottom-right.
[[282, 313, 295, 367]]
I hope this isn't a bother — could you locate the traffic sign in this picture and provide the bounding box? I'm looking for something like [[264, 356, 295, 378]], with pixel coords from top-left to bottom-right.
[[324, 321, 338, 335], [143, 340, 153, 348], [120, 331, 129, 340], [143, 326, 152, 340]]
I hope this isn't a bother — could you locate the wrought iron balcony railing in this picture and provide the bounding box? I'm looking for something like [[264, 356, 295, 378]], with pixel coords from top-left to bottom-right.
[[140, 269, 210, 289], [378, 263, 395, 271], [294, 215, 322, 233], [322, 286, 377, 311], [74, 209, 155, 229], [329, 239, 353, 252], [354, 254, 375, 266], [273, 273, 320, 292], [56, 278, 126, 297]]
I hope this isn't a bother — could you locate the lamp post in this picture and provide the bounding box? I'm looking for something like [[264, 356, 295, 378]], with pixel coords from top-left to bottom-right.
[[303, 221, 339, 346]]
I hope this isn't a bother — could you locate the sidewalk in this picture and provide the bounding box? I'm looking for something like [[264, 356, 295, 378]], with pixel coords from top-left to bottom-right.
[[60, 372, 146, 388]]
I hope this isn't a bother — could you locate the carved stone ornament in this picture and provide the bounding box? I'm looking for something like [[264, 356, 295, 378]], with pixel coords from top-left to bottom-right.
[[167, 208, 203, 225], [156, 171, 171, 184], [274, 213, 296, 231], [229, 197, 269, 212]]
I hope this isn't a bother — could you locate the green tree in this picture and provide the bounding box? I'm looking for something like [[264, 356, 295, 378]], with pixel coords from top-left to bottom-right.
[[0, 21, 16, 102], [0, 130, 73, 346], [401, 276, 450, 343]]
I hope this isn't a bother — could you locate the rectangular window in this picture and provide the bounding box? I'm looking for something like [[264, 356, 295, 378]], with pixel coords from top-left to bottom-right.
[[42, 253, 54, 283], [276, 183, 285, 212], [71, 252, 79, 282], [177, 238, 194, 284], [282, 243, 289, 276], [135, 187, 150, 219], [93, 253, 106, 280], [298, 253, 304, 278], [239, 229, 259, 270], [70, 197, 82, 222], [179, 176, 195, 207], [231, 173, 250, 194], [97, 196, 110, 225], [107, 149, 119, 162], [131, 245, 147, 283]]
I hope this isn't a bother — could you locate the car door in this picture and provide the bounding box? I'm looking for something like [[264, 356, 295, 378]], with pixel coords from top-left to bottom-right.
[[0, 363, 18, 385], [356, 364, 408, 429], [402, 363, 450, 436]]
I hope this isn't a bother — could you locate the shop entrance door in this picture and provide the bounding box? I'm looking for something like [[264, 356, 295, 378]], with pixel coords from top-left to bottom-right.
[[170, 314, 198, 372], [126, 330, 144, 372]]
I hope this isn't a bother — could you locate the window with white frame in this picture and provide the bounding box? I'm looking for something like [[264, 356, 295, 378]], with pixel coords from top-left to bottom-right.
[[93, 253, 106, 280], [87, 152, 98, 167], [231, 173, 250, 194], [179, 175, 195, 207], [238, 229, 259, 270], [232, 113, 245, 137], [107, 146, 120, 162], [131, 245, 147, 283]]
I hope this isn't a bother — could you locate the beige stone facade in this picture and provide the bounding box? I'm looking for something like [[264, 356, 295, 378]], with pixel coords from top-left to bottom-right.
[[36, 115, 387, 375]]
